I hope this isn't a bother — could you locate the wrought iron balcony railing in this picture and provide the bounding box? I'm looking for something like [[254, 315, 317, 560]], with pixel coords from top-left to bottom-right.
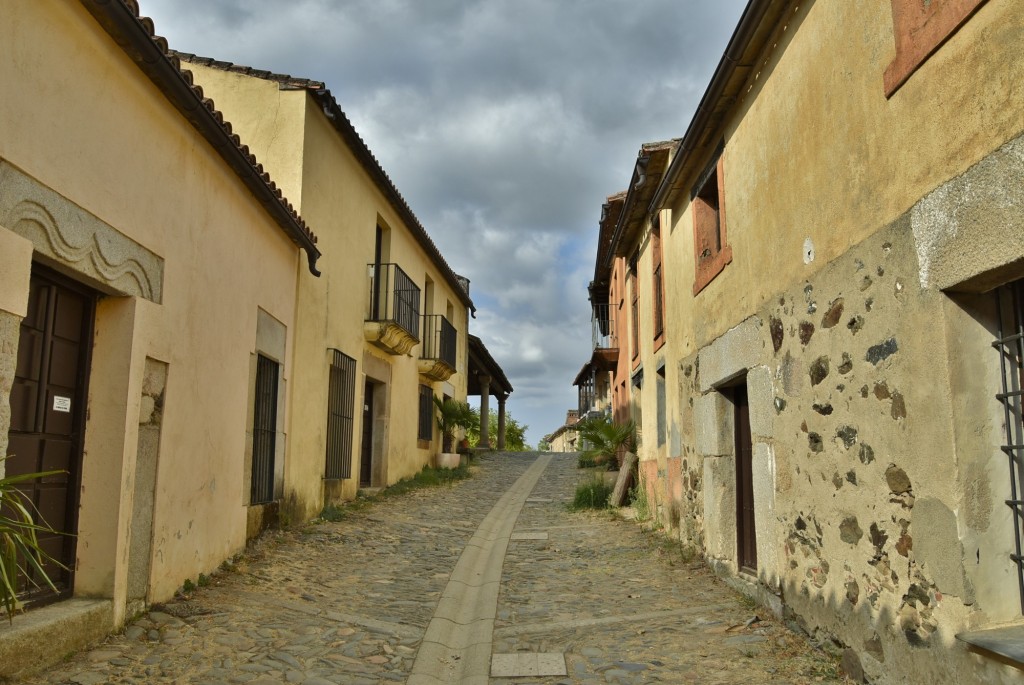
[[367, 262, 421, 339], [422, 314, 457, 367], [365, 263, 421, 355], [418, 314, 457, 381], [592, 303, 617, 350]]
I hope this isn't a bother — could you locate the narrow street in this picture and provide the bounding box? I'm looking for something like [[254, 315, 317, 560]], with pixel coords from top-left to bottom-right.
[[24, 453, 844, 685]]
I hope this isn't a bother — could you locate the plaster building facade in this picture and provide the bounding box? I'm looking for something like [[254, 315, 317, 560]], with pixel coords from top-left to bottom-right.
[[175, 54, 477, 523], [585, 0, 1024, 681], [544, 411, 581, 454], [0, 0, 321, 672]]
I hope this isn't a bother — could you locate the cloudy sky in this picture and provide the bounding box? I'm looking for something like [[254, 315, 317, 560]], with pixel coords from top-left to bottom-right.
[[140, 0, 748, 447]]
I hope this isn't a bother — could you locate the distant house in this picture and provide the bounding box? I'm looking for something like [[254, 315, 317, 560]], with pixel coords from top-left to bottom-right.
[[177, 53, 478, 521], [0, 0, 318, 673], [545, 411, 580, 453], [584, 0, 1024, 681]]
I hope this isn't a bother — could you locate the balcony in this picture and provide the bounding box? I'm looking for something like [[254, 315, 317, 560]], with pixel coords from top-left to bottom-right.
[[592, 303, 617, 350], [364, 263, 421, 355], [419, 314, 457, 381]]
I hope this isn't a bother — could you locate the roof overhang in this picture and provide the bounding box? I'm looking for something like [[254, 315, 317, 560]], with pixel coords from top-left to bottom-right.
[[572, 347, 618, 386], [649, 0, 793, 215], [80, 2, 322, 275], [468, 335, 513, 397], [606, 140, 678, 267], [170, 51, 474, 310]]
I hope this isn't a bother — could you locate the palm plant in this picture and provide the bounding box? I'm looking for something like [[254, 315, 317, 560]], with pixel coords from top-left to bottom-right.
[[576, 415, 636, 470], [0, 464, 65, 622], [433, 396, 474, 453]]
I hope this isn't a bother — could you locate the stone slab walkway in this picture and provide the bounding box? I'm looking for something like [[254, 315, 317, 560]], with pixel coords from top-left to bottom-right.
[[18, 452, 845, 684]]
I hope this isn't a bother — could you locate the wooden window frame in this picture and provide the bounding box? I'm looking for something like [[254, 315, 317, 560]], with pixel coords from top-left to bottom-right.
[[629, 251, 640, 365], [651, 217, 666, 351], [884, 0, 989, 97], [691, 145, 732, 296]]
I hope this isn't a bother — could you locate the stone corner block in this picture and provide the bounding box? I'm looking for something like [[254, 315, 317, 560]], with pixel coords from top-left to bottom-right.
[[746, 366, 775, 439], [699, 316, 764, 393], [694, 392, 733, 457]]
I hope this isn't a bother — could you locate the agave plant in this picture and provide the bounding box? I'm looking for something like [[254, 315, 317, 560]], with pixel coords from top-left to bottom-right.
[[577, 415, 636, 470], [0, 464, 65, 622]]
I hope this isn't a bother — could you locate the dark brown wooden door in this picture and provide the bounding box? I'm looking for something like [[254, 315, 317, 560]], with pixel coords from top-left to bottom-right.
[[360, 381, 374, 486], [7, 269, 94, 604], [734, 384, 757, 573]]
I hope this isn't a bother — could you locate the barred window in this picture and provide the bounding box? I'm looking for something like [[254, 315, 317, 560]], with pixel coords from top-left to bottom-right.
[[251, 354, 279, 504], [995, 279, 1024, 612], [418, 385, 434, 441], [325, 350, 356, 479]]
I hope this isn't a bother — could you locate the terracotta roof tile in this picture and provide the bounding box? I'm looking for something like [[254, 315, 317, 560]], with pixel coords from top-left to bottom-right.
[[172, 50, 474, 312], [79, 1, 322, 274]]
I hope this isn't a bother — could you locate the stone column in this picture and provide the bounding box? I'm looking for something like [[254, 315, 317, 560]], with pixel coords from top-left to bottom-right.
[[497, 394, 507, 450], [478, 374, 491, 449]]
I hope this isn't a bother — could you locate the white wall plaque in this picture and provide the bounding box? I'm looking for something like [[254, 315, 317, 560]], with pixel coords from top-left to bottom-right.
[[53, 396, 71, 413]]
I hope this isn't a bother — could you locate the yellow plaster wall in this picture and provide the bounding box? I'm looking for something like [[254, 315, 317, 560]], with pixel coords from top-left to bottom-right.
[[186, 65, 470, 519], [1, 0, 301, 610], [666, 0, 1024, 350]]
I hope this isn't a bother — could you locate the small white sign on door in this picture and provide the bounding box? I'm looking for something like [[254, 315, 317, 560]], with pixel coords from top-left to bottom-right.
[[53, 396, 71, 413]]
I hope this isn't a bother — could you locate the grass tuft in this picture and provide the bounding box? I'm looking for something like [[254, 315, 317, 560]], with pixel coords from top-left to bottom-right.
[[568, 476, 613, 511]]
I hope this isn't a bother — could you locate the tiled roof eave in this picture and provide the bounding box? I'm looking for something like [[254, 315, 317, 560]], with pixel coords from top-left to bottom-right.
[[80, 1, 322, 275], [169, 51, 474, 311]]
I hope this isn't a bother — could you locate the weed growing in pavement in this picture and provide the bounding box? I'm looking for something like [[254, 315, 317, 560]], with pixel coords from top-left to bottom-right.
[[319, 504, 347, 522], [568, 476, 613, 511], [381, 462, 471, 498], [629, 469, 652, 521], [315, 463, 472, 522]]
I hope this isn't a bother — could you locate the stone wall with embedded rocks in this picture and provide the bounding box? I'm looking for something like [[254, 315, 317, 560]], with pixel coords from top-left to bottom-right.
[[657, 215, 1021, 684]]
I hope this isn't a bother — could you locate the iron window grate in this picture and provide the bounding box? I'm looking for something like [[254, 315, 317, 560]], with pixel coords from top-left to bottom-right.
[[326, 350, 356, 479], [995, 279, 1024, 613], [251, 354, 279, 505], [418, 385, 434, 441]]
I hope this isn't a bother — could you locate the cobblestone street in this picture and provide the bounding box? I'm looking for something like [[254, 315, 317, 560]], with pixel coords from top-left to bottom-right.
[[21, 452, 845, 684]]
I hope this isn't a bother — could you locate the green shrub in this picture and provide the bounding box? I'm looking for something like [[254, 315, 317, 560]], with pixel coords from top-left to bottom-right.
[[577, 453, 597, 469], [569, 476, 613, 511]]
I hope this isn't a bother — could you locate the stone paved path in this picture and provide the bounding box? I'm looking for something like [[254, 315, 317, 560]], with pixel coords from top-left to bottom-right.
[[20, 452, 845, 684]]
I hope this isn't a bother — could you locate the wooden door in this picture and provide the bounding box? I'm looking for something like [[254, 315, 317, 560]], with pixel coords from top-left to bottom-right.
[[7, 269, 94, 605], [360, 381, 374, 486], [734, 384, 757, 573]]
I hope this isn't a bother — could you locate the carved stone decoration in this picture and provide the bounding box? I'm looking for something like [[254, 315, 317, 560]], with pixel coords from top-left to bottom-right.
[[0, 162, 164, 303], [363, 321, 418, 356], [418, 358, 455, 382]]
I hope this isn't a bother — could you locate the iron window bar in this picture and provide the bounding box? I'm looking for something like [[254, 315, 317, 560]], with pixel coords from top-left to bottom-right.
[[417, 385, 434, 442], [251, 354, 279, 505], [994, 279, 1024, 614], [325, 350, 356, 479], [366, 262, 422, 341]]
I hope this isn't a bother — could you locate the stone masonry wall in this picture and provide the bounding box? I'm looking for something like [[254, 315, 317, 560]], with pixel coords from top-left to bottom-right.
[[649, 211, 1021, 683]]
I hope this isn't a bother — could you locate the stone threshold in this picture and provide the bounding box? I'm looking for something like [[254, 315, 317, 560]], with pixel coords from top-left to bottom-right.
[[956, 624, 1024, 670], [0, 598, 113, 679]]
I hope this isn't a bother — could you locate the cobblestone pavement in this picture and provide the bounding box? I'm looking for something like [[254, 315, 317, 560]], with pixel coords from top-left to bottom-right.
[[21, 452, 845, 684]]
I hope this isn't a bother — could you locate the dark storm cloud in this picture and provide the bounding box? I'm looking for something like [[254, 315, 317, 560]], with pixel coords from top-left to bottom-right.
[[140, 0, 748, 444]]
